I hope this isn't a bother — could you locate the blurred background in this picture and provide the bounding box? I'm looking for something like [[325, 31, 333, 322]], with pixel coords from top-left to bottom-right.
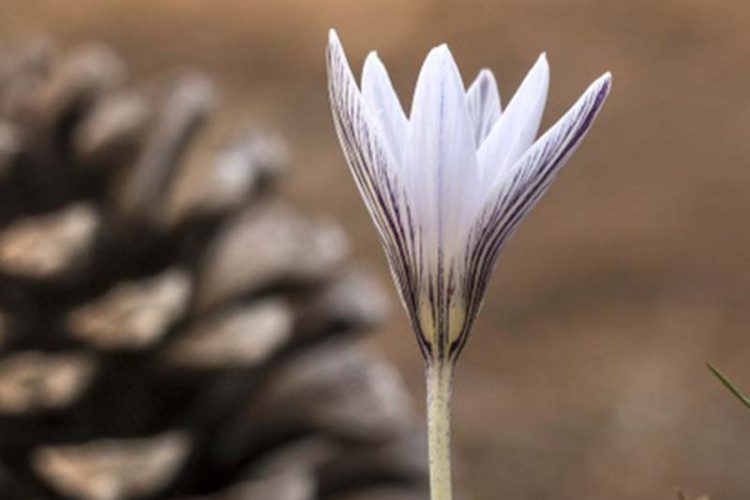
[[1, 0, 750, 499]]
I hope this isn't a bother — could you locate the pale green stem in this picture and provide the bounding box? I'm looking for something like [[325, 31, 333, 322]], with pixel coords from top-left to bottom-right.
[[426, 360, 454, 500]]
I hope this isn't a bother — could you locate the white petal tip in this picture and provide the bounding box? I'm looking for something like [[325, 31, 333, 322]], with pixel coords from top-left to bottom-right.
[[428, 43, 452, 59], [364, 50, 380, 64], [328, 29, 340, 45], [476, 68, 498, 86], [362, 51, 385, 85], [519, 53, 549, 91], [537, 52, 549, 68], [525, 53, 549, 83], [594, 72, 613, 95]]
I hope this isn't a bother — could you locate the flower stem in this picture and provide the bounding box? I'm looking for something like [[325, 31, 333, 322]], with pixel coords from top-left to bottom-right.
[[426, 360, 454, 500]]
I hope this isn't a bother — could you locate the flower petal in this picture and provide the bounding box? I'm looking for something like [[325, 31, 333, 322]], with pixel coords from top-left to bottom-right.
[[466, 69, 501, 148], [326, 30, 428, 357], [477, 54, 549, 183], [404, 44, 478, 258], [403, 44, 479, 358], [455, 72, 612, 357], [361, 51, 409, 164], [491, 72, 611, 225]]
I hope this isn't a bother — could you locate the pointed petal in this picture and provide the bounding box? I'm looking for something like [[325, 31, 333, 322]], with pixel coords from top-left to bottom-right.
[[326, 30, 428, 355], [466, 69, 501, 147], [459, 73, 612, 346], [477, 54, 549, 182], [491, 72, 611, 222], [401, 44, 480, 358], [361, 51, 409, 163], [404, 44, 478, 257]]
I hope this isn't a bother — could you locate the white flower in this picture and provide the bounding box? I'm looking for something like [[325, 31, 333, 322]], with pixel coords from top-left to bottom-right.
[[326, 29, 611, 364]]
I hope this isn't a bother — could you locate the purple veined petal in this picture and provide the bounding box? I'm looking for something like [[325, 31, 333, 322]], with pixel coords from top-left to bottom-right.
[[403, 44, 479, 264], [477, 54, 549, 184], [361, 51, 409, 165], [402, 44, 479, 356], [466, 69, 501, 148], [453, 72, 612, 358], [326, 29, 430, 357], [487, 72, 611, 220]]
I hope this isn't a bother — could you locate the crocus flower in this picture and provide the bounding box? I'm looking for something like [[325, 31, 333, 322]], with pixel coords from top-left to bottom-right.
[[326, 28, 611, 499], [327, 30, 610, 363]]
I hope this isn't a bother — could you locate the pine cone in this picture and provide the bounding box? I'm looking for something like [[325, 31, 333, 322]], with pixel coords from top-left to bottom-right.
[[0, 37, 428, 500]]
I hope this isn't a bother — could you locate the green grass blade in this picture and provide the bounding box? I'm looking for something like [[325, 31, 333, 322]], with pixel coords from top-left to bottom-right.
[[707, 362, 750, 410]]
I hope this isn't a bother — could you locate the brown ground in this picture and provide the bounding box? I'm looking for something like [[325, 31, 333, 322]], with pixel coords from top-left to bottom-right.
[[3, 1, 750, 498]]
